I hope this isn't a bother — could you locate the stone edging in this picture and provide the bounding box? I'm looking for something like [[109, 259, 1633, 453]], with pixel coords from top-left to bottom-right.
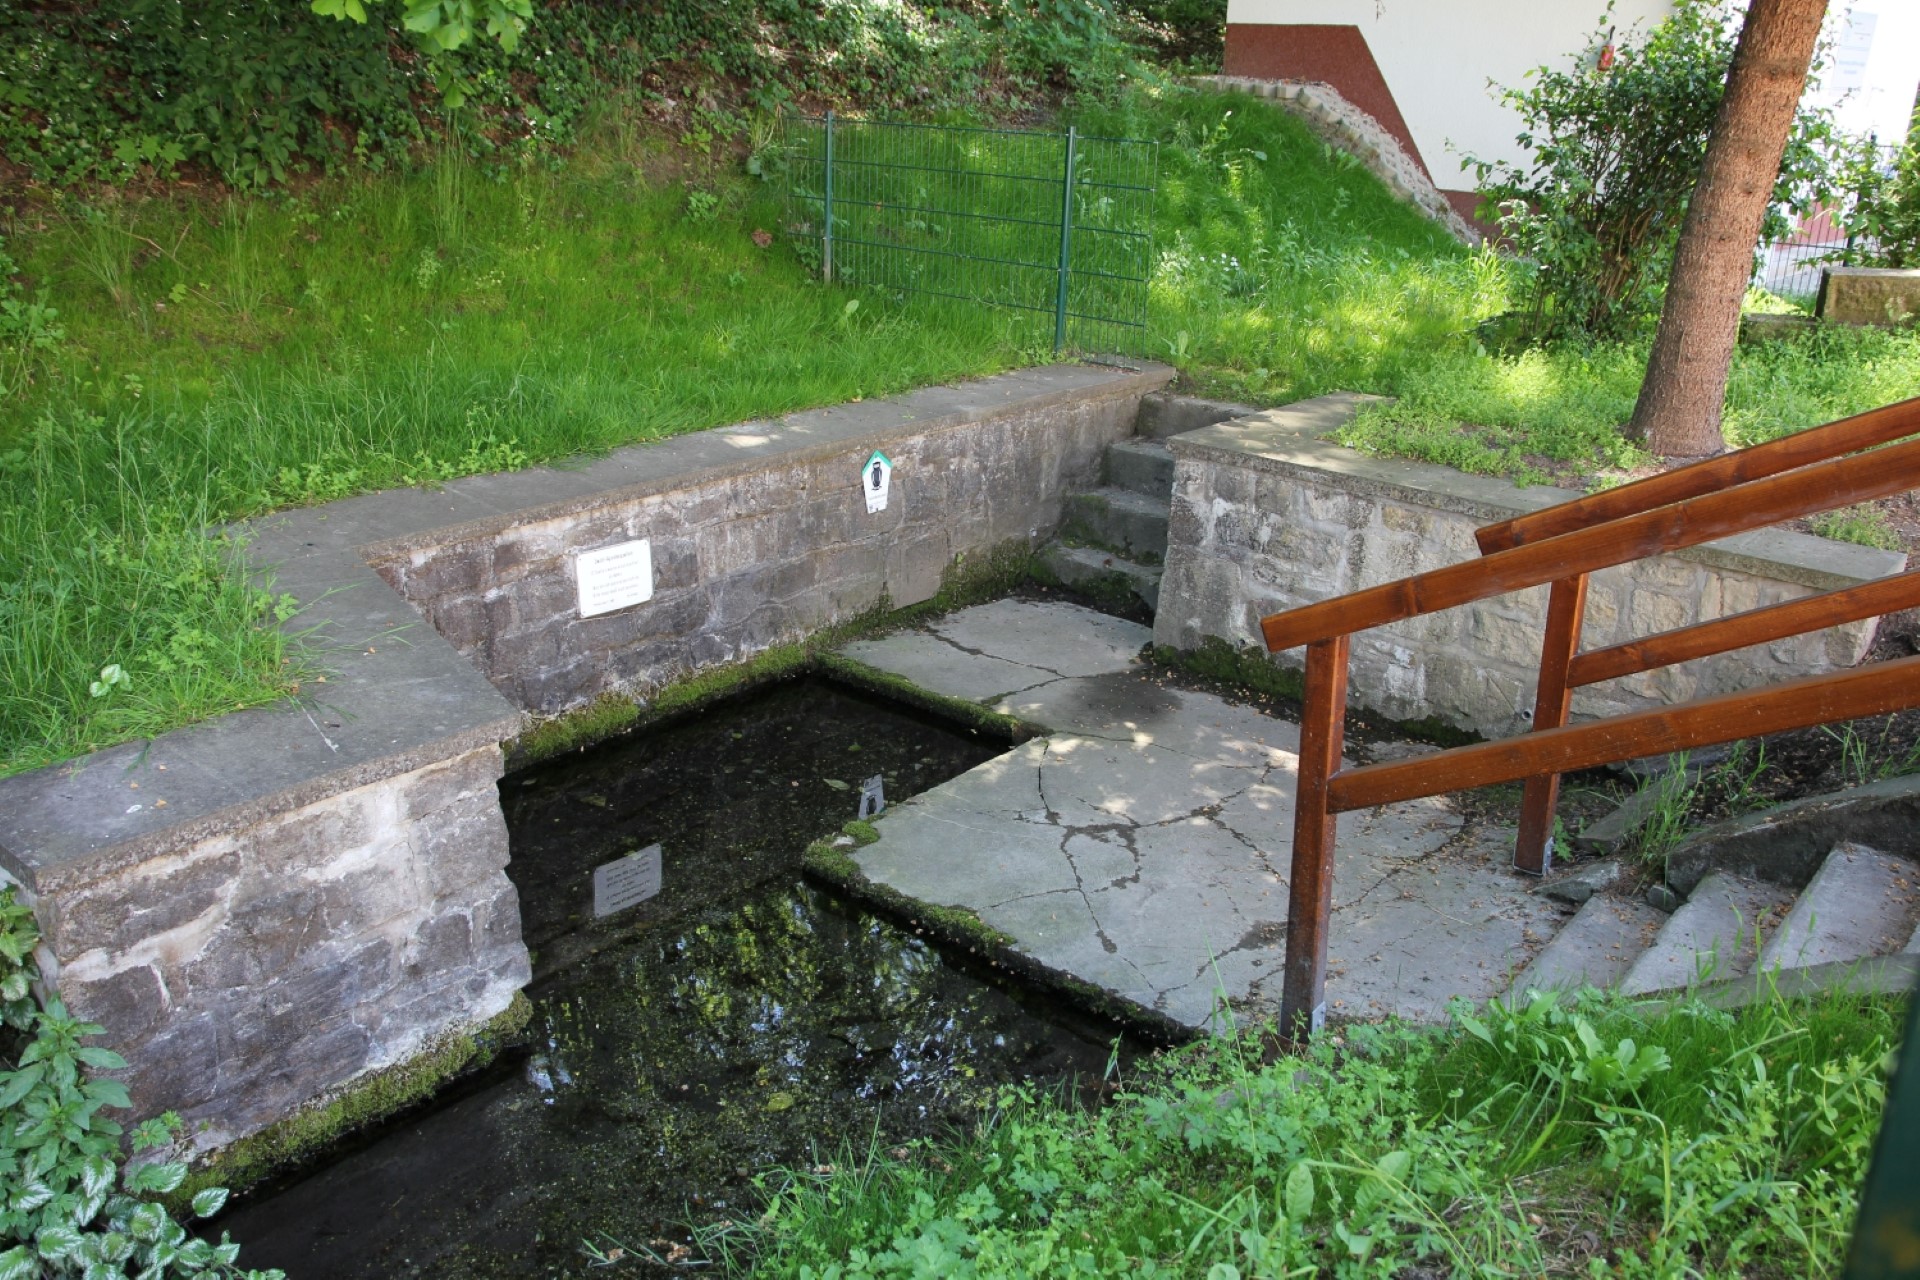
[[1166, 397, 1905, 593]]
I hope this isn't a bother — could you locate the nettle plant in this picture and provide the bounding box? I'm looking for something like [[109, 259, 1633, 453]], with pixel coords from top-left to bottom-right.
[[0, 889, 278, 1280], [1474, 0, 1832, 343]]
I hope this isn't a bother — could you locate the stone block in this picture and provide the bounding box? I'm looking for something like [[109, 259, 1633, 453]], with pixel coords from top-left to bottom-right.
[[49, 846, 240, 957], [1818, 267, 1920, 327], [419, 794, 513, 900], [885, 533, 949, 608], [62, 963, 169, 1045], [121, 1013, 220, 1117], [1627, 590, 1692, 637], [402, 911, 474, 981], [401, 544, 490, 602], [399, 747, 503, 823]]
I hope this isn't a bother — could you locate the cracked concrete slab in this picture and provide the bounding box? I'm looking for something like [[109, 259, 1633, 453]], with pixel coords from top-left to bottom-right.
[[838, 600, 1560, 1032]]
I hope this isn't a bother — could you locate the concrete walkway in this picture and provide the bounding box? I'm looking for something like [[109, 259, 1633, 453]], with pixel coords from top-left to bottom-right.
[[838, 599, 1561, 1031]]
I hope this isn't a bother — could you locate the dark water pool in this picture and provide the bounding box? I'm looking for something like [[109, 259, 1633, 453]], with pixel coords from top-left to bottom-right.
[[218, 677, 1144, 1278]]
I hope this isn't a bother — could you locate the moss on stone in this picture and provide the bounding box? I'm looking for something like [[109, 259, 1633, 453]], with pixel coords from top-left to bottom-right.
[[180, 992, 534, 1201], [803, 833, 1189, 1043], [842, 819, 880, 846], [1156, 637, 1308, 703], [816, 652, 1037, 744], [1152, 639, 1485, 750], [505, 543, 1038, 770]]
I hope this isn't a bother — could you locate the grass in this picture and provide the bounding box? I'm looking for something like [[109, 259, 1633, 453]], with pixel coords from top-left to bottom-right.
[[3, 81, 1911, 774], [1332, 323, 1920, 487], [715, 985, 1904, 1277], [0, 86, 1503, 776]]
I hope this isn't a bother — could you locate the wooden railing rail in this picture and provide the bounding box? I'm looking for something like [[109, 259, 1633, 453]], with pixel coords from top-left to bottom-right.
[[1261, 401, 1920, 1044], [1476, 396, 1920, 553], [1327, 655, 1920, 814]]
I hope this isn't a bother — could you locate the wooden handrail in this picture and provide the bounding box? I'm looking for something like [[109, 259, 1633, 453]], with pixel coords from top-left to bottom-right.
[[1261, 430, 1920, 652], [1257, 397, 1920, 1044], [1476, 396, 1920, 553], [1328, 654, 1920, 812], [1569, 569, 1920, 688]]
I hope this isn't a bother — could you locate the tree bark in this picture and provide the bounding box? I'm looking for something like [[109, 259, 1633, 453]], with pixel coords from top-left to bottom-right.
[[1628, 0, 1827, 457]]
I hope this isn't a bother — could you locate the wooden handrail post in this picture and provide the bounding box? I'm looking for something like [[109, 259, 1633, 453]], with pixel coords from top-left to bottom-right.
[[1281, 635, 1349, 1043], [1515, 574, 1588, 875]]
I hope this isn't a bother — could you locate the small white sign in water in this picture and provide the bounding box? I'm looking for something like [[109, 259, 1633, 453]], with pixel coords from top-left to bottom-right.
[[863, 450, 893, 514], [593, 843, 662, 917], [576, 539, 653, 617], [858, 774, 886, 819]]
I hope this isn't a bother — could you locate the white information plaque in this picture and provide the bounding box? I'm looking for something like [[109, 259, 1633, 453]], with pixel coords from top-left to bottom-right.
[[576, 539, 653, 617], [593, 843, 662, 917]]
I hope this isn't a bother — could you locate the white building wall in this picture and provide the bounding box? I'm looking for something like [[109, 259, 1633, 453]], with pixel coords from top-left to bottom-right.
[[1223, 0, 1675, 191]]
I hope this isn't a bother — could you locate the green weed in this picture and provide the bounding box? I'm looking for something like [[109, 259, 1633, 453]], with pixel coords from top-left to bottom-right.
[[723, 986, 1899, 1277]]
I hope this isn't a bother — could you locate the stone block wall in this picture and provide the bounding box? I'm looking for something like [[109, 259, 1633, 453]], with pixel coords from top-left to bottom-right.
[[0, 363, 1167, 1157], [1156, 399, 1906, 738], [32, 746, 527, 1155], [369, 373, 1160, 714]]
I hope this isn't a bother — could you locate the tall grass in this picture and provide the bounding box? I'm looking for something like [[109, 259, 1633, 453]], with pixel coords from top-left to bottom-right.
[[722, 986, 1901, 1277], [3, 86, 1910, 772]]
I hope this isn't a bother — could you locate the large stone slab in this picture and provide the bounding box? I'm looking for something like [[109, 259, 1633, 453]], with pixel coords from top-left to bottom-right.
[[839, 600, 1561, 1031]]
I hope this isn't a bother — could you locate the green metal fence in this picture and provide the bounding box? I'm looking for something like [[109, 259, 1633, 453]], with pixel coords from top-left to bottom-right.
[[780, 114, 1157, 355]]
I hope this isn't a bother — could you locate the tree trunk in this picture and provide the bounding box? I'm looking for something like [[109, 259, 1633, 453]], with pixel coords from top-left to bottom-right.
[[1627, 0, 1827, 457]]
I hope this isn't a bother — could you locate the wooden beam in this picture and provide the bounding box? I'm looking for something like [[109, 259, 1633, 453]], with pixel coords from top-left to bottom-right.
[[1326, 654, 1920, 813], [1570, 571, 1920, 688], [1261, 432, 1920, 653], [1476, 396, 1920, 553], [1514, 575, 1587, 876], [1280, 636, 1348, 1043]]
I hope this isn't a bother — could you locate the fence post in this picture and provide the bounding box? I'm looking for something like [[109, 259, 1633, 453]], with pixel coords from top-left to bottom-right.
[[822, 111, 835, 284], [1053, 125, 1078, 352], [1280, 634, 1349, 1044], [1514, 573, 1588, 876]]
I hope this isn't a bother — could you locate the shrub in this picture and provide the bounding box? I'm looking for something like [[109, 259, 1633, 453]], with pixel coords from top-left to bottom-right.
[[1837, 131, 1920, 269], [1474, 0, 1832, 342]]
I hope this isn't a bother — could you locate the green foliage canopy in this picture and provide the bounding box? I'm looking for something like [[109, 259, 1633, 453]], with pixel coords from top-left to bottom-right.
[[1475, 0, 1833, 342]]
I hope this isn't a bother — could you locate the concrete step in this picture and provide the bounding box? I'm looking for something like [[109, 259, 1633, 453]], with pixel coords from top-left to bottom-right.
[[1134, 393, 1256, 439], [1038, 542, 1162, 612], [1618, 872, 1793, 995], [1063, 488, 1168, 562], [1510, 895, 1667, 996], [1758, 842, 1920, 973], [1105, 438, 1175, 500], [1570, 761, 1709, 857]]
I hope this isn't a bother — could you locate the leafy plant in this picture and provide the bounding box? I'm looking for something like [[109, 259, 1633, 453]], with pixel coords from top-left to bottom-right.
[[0, 889, 279, 1280], [1836, 132, 1920, 269], [1474, 0, 1834, 342]]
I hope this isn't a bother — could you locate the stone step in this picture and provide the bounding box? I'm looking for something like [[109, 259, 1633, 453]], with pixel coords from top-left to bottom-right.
[[1134, 393, 1256, 439], [1570, 762, 1709, 857], [1510, 895, 1667, 996], [1063, 488, 1168, 562], [1105, 438, 1175, 500], [1618, 872, 1794, 995], [1758, 842, 1920, 973], [1038, 542, 1162, 612]]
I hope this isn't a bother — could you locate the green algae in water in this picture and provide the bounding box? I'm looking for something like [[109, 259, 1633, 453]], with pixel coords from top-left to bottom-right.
[[218, 678, 1142, 1277]]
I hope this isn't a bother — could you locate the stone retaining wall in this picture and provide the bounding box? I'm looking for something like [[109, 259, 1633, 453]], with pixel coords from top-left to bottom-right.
[[1156, 395, 1906, 738], [38, 747, 526, 1152], [365, 366, 1168, 713], [0, 362, 1170, 1157]]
